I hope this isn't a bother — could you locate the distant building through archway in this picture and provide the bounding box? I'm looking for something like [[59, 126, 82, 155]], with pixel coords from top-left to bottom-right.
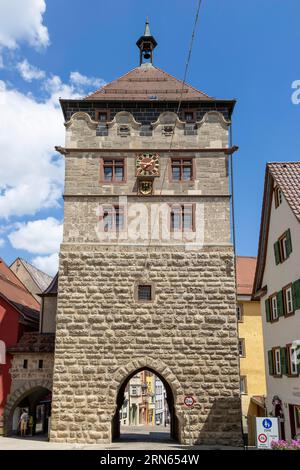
[[112, 367, 179, 443]]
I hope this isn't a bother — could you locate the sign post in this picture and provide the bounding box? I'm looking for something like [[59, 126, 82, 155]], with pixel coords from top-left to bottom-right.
[[256, 417, 280, 449], [184, 395, 196, 447]]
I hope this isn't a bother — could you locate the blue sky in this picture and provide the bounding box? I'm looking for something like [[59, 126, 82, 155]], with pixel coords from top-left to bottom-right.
[[0, 0, 300, 275]]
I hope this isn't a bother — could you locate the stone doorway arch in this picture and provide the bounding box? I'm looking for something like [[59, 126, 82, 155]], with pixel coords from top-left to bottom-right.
[[111, 359, 183, 442], [4, 379, 52, 436]]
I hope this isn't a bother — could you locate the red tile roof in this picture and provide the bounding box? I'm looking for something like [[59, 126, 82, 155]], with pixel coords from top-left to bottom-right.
[[8, 332, 55, 353], [236, 256, 257, 295], [268, 162, 300, 222], [0, 258, 40, 311], [253, 162, 300, 297], [84, 64, 214, 102]]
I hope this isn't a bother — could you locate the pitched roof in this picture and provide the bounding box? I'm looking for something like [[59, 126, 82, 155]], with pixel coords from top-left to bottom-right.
[[8, 332, 55, 353], [0, 258, 40, 311], [13, 258, 53, 292], [41, 272, 58, 296], [253, 162, 300, 297], [84, 63, 214, 102], [236, 256, 257, 295], [268, 162, 300, 222]]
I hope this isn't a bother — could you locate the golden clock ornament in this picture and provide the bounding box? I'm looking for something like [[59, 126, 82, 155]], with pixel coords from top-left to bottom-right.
[[136, 153, 160, 177]]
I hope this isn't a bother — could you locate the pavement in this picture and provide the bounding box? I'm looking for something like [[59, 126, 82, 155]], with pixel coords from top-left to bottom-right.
[[0, 425, 243, 450]]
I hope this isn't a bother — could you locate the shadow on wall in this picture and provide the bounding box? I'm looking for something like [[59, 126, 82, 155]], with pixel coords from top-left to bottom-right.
[[192, 397, 243, 447]]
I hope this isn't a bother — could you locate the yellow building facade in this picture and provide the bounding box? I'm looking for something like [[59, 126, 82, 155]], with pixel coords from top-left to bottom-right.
[[236, 257, 267, 445]]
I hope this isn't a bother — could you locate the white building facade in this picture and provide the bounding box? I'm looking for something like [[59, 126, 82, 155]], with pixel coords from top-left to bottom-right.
[[253, 162, 300, 440]]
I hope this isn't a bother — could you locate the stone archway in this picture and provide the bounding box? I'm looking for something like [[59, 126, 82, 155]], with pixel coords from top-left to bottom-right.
[[4, 379, 52, 436], [110, 357, 183, 443]]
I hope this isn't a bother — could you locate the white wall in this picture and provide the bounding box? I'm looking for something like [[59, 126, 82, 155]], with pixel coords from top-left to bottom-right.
[[261, 192, 300, 439]]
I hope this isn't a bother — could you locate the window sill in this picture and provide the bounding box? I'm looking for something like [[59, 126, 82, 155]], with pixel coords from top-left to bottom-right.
[[284, 311, 295, 318]]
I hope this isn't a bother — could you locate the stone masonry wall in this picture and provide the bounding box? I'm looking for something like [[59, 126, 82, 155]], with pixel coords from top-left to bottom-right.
[[50, 245, 242, 445]]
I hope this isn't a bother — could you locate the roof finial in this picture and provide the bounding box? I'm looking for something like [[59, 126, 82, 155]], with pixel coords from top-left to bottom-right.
[[144, 17, 151, 36], [136, 18, 157, 66]]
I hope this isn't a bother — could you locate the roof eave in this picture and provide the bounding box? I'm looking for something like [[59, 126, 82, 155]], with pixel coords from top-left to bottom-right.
[[252, 166, 273, 298]]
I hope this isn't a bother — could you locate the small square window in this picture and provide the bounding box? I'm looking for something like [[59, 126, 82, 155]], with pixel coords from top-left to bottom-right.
[[184, 111, 195, 122], [138, 285, 152, 301], [96, 110, 109, 122], [23, 359, 28, 369], [38, 360, 43, 369]]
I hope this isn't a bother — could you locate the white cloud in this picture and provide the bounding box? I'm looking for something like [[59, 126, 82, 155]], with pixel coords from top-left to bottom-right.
[[0, 64, 105, 219], [0, 238, 5, 247], [43, 75, 82, 105], [0, 80, 65, 218], [0, 0, 49, 51], [8, 217, 63, 254], [70, 71, 106, 90], [31, 253, 58, 276], [17, 59, 45, 82]]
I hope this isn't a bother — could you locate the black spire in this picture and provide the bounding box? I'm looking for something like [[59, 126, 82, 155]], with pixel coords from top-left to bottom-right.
[[136, 18, 157, 65]]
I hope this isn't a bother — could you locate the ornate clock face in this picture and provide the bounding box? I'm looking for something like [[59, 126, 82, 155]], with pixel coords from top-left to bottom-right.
[[138, 180, 153, 196], [136, 153, 160, 177]]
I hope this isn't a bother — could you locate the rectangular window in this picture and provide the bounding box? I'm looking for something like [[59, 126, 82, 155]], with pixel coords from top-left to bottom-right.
[[184, 111, 195, 122], [170, 205, 194, 232], [38, 359, 43, 369], [96, 110, 109, 122], [138, 285, 152, 302], [171, 158, 193, 181], [238, 338, 246, 357], [274, 348, 281, 375], [102, 159, 125, 182], [274, 229, 292, 264], [102, 206, 124, 232], [236, 304, 243, 322], [283, 285, 294, 316], [270, 294, 278, 321], [23, 359, 28, 369], [240, 376, 247, 394], [287, 344, 298, 376], [274, 186, 282, 208]]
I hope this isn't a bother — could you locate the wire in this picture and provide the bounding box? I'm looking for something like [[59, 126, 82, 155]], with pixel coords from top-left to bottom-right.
[[141, 0, 204, 271]]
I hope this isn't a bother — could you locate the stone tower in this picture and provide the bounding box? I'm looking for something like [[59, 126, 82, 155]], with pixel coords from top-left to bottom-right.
[[50, 21, 242, 445]]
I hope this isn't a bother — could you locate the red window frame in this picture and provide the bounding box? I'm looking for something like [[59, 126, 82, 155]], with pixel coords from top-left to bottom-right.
[[170, 158, 194, 182], [100, 158, 126, 183]]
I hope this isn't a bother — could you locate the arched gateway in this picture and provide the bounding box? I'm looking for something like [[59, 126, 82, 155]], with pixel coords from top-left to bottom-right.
[[49, 21, 243, 446], [4, 380, 52, 436], [111, 359, 182, 442]]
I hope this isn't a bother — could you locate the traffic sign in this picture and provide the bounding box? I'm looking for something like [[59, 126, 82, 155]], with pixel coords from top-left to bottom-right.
[[258, 433, 267, 444], [256, 417, 279, 449], [184, 395, 195, 408]]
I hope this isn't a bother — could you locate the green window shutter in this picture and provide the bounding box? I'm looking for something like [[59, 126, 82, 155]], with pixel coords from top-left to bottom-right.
[[277, 290, 284, 317], [268, 350, 274, 375], [280, 347, 288, 375], [265, 299, 271, 322], [292, 279, 300, 311], [286, 229, 292, 257], [274, 241, 281, 265]]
